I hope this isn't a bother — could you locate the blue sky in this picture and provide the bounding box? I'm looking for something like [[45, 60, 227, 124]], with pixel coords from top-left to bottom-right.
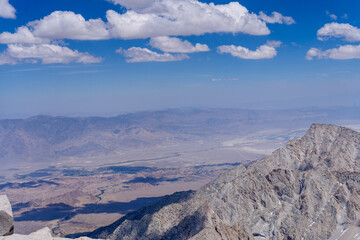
[[0, 0, 360, 118]]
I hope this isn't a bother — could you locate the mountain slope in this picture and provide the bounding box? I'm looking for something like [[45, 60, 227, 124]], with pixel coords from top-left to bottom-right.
[[88, 124, 360, 240]]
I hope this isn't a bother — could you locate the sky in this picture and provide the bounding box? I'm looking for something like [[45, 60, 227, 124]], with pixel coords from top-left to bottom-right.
[[0, 0, 360, 118]]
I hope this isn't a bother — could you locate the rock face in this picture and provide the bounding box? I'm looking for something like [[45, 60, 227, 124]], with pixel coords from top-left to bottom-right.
[[88, 124, 360, 240], [0, 196, 13, 236]]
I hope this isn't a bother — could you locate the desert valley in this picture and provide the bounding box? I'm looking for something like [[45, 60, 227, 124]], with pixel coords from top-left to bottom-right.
[[0, 108, 360, 237], [1, 0, 360, 239]]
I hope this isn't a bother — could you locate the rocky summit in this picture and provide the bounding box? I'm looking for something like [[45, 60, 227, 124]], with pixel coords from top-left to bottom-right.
[[0, 196, 13, 236], [88, 124, 360, 240], [0, 227, 98, 240], [0, 195, 101, 240]]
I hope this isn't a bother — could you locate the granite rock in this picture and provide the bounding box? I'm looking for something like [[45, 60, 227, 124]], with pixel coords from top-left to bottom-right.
[[0, 196, 13, 236], [0, 227, 99, 240]]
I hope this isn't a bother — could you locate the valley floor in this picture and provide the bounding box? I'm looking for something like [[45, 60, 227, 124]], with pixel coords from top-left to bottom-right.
[[1, 123, 360, 237]]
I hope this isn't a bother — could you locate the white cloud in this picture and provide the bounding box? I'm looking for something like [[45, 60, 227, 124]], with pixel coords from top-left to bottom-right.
[[0, 11, 104, 65], [0, 53, 16, 65], [329, 14, 337, 20], [306, 48, 321, 60], [149, 36, 209, 53], [1, 1, 294, 42], [308, 22, 360, 60], [118, 47, 189, 62], [0, 1, 294, 65], [0, 0, 16, 19], [0, 27, 50, 44], [0, 2, 269, 42], [317, 23, 360, 42], [326, 11, 337, 20], [0, 44, 102, 65], [108, 0, 154, 11], [258, 11, 295, 25], [0, 11, 109, 44], [306, 45, 360, 60], [28, 11, 110, 40], [217, 40, 281, 60], [106, 0, 271, 39]]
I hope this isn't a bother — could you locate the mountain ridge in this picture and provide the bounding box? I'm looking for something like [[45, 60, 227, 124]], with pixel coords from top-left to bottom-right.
[[88, 123, 360, 240], [2, 108, 360, 166]]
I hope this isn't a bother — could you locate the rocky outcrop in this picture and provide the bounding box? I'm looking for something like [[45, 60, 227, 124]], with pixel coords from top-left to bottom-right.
[[0, 196, 13, 236], [88, 124, 360, 240], [0, 227, 96, 240], [0, 195, 100, 239]]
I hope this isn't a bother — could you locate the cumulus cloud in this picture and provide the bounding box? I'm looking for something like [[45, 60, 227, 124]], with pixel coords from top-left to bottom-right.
[[217, 40, 281, 59], [0, 11, 106, 65], [306, 48, 321, 60], [0, 11, 109, 43], [27, 11, 110, 40], [0, 27, 50, 44], [0, 0, 294, 65], [306, 45, 360, 60], [307, 22, 360, 60], [107, 0, 154, 11], [106, 0, 270, 39], [118, 47, 189, 62], [0, 0, 278, 42], [0, 53, 16, 65], [258, 11, 295, 25], [0, 44, 102, 65], [0, 1, 296, 42], [0, 0, 16, 19], [149, 36, 209, 53], [317, 23, 360, 42]]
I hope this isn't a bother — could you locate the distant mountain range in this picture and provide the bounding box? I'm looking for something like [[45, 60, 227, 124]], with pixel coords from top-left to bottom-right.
[[88, 124, 360, 240], [1, 107, 360, 165]]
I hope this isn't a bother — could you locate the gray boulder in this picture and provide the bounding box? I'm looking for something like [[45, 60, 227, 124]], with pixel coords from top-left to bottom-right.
[[0, 227, 101, 240], [0, 195, 14, 236]]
